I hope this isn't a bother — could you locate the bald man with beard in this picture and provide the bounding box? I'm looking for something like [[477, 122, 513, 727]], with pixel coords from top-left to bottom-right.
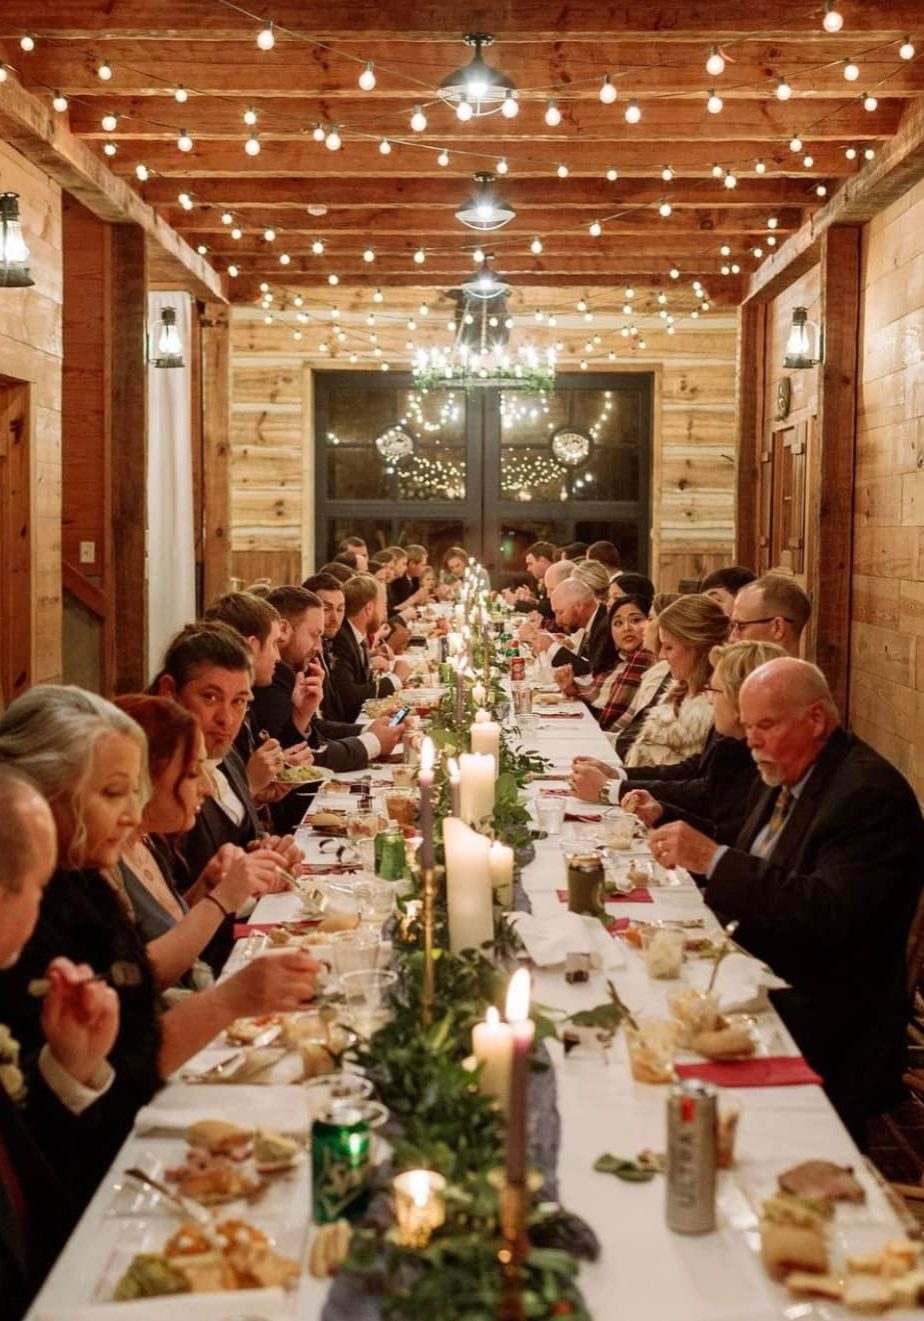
[[648, 658, 924, 1143]]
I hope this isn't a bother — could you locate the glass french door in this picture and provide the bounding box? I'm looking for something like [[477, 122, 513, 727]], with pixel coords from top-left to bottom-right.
[[314, 371, 652, 574]]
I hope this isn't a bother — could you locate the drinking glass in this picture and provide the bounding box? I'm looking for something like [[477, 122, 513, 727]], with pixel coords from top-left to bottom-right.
[[354, 877, 399, 926], [329, 928, 383, 981], [641, 927, 685, 979], [340, 969, 399, 1037], [537, 795, 565, 836], [602, 810, 635, 850], [625, 1018, 680, 1084]]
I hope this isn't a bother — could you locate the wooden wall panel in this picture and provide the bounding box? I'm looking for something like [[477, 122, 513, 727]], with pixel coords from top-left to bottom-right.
[[850, 174, 924, 798], [0, 141, 63, 686]]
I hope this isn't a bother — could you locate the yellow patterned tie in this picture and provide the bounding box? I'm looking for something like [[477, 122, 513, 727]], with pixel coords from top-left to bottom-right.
[[754, 786, 793, 858]]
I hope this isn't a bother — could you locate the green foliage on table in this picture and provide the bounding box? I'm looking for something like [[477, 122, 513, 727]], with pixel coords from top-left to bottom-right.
[[593, 1153, 656, 1184]]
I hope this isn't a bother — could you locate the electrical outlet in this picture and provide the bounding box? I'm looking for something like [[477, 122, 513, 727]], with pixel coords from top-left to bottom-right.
[[79, 540, 96, 564]]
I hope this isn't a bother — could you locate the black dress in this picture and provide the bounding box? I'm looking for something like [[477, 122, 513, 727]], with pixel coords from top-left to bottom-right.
[[0, 868, 163, 1210]]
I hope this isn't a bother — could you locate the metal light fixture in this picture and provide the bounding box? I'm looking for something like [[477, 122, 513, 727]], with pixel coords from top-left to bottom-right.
[[783, 306, 823, 369], [455, 172, 516, 231], [462, 261, 512, 300], [0, 193, 33, 288], [151, 306, 184, 368], [438, 34, 516, 117]]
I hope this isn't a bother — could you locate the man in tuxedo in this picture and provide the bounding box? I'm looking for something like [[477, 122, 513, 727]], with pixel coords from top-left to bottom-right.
[[529, 578, 609, 676], [330, 573, 412, 722], [254, 585, 404, 772], [648, 658, 924, 1141], [525, 540, 556, 590], [729, 573, 810, 656], [0, 768, 120, 1317], [388, 544, 429, 615]]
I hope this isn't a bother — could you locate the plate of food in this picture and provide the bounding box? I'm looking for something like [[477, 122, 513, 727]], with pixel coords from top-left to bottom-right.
[[275, 764, 332, 787]]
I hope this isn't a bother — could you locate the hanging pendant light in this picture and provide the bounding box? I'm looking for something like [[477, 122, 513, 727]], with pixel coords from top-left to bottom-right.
[[0, 193, 33, 288], [783, 306, 823, 369], [455, 171, 516, 231], [462, 261, 511, 300], [438, 34, 516, 117], [151, 306, 184, 368]]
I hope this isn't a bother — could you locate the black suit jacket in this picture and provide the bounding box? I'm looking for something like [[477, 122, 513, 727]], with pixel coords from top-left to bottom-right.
[[181, 747, 262, 887], [551, 603, 609, 676], [623, 732, 757, 845], [330, 621, 398, 723], [705, 728, 924, 1135], [388, 574, 413, 612], [256, 660, 370, 773]]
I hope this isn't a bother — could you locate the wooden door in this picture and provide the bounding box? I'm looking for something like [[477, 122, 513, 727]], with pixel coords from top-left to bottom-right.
[[0, 376, 31, 706], [771, 421, 807, 574]]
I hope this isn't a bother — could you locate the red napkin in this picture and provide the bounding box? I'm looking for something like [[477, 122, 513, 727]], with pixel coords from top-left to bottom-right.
[[556, 887, 653, 905], [541, 788, 570, 797], [675, 1057, 823, 1088], [606, 917, 630, 934], [564, 811, 602, 823], [233, 923, 278, 938], [540, 713, 583, 720]]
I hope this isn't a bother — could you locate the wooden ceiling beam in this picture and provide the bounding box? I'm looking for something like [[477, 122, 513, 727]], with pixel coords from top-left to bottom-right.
[[226, 252, 738, 277], [35, 52, 924, 101], [233, 273, 743, 298], [200, 234, 766, 260], [165, 204, 802, 234], [65, 97, 901, 140], [0, 1, 920, 40], [746, 93, 924, 300], [0, 65, 224, 300]]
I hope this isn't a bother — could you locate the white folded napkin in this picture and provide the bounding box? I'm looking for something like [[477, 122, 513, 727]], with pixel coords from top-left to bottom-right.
[[507, 910, 625, 970], [685, 951, 788, 1014], [134, 1085, 312, 1136]]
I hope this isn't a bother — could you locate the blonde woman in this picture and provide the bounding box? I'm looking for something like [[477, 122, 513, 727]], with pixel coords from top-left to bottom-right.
[[573, 642, 784, 846], [570, 557, 610, 601]]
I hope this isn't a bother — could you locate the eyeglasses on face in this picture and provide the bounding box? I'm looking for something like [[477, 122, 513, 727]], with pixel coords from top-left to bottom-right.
[[729, 615, 794, 631]]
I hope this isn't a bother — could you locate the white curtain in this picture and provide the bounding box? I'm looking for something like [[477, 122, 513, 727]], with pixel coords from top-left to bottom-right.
[[146, 291, 196, 681]]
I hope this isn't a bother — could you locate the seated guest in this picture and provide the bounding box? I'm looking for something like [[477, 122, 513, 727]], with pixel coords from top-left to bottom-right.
[[525, 541, 556, 594], [571, 558, 610, 602], [384, 546, 408, 605], [418, 563, 438, 596], [573, 641, 784, 845], [318, 561, 353, 585], [439, 545, 469, 593], [699, 565, 756, 616], [0, 688, 320, 1207], [334, 551, 361, 572], [555, 595, 655, 730], [370, 550, 394, 584], [304, 571, 350, 723], [609, 571, 656, 607], [331, 574, 411, 722], [529, 577, 609, 676], [608, 593, 728, 767], [559, 540, 589, 561], [513, 558, 573, 618], [648, 658, 924, 1141], [388, 544, 431, 615], [337, 536, 368, 572], [151, 623, 299, 889], [586, 539, 622, 578], [113, 695, 273, 990], [729, 572, 811, 655], [254, 585, 404, 772], [0, 767, 120, 1319]]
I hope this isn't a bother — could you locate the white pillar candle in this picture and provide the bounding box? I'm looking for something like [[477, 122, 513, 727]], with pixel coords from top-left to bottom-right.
[[488, 840, 515, 908], [443, 817, 494, 955], [471, 682, 487, 709], [470, 717, 501, 765], [458, 751, 496, 827], [472, 1005, 514, 1110]]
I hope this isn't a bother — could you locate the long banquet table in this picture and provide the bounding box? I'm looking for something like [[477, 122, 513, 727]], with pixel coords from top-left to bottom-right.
[[26, 699, 911, 1320]]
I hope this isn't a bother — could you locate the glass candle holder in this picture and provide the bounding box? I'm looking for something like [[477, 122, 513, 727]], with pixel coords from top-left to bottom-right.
[[392, 1169, 447, 1248]]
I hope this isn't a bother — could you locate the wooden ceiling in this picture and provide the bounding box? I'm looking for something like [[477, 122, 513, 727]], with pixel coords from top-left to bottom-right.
[[1, 1, 922, 361]]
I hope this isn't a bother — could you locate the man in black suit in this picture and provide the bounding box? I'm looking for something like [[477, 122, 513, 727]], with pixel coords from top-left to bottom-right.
[[529, 578, 609, 676], [648, 657, 924, 1141], [330, 573, 412, 722], [0, 769, 120, 1317], [255, 585, 405, 773]]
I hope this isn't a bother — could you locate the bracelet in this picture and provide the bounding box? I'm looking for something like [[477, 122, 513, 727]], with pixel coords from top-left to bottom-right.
[[204, 892, 230, 919]]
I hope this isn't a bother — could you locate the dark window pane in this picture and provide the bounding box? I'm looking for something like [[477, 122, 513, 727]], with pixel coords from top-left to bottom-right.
[[326, 386, 468, 499]]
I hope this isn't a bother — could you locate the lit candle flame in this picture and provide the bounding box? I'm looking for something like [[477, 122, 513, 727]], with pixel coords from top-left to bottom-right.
[[421, 736, 434, 773], [505, 967, 531, 1024], [408, 1169, 431, 1208], [486, 1005, 500, 1026]]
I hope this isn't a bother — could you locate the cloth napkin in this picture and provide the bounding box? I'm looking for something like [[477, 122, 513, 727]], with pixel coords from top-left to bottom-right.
[[556, 887, 653, 905], [684, 951, 787, 1013], [507, 910, 625, 969], [675, 1056, 822, 1088], [134, 1088, 313, 1135]]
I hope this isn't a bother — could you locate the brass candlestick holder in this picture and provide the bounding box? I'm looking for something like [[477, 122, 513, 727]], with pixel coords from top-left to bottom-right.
[[421, 865, 436, 1027], [497, 1179, 529, 1321]]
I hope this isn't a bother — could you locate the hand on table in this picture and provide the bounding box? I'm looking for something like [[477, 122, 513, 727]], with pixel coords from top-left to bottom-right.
[[370, 655, 392, 673], [392, 658, 412, 682], [648, 821, 719, 874], [573, 755, 621, 776], [247, 736, 285, 795], [40, 957, 120, 1087], [222, 951, 320, 1017], [620, 789, 664, 827], [553, 663, 575, 693], [569, 762, 609, 804]]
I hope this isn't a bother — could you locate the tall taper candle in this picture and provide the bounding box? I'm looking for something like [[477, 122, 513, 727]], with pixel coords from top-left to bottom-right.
[[504, 969, 534, 1189], [447, 757, 461, 817], [418, 736, 435, 872]]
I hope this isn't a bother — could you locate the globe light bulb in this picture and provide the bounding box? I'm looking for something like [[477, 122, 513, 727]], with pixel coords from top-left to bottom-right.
[[279, 252, 290, 265], [767, 216, 779, 229], [231, 226, 242, 239], [844, 59, 859, 81], [135, 163, 149, 180], [755, 158, 767, 173], [244, 132, 261, 155], [379, 138, 392, 155], [243, 106, 257, 125], [325, 127, 341, 150], [863, 93, 878, 111], [823, 2, 844, 32], [101, 111, 118, 132], [816, 184, 828, 197], [599, 74, 617, 104], [328, 273, 339, 285], [661, 164, 673, 181], [625, 98, 641, 124], [545, 98, 562, 126], [776, 77, 792, 101], [177, 130, 193, 152], [530, 236, 543, 253], [659, 199, 672, 217], [606, 166, 618, 181], [706, 45, 726, 76], [712, 162, 725, 178], [845, 145, 857, 160], [175, 86, 188, 104], [456, 98, 474, 121], [864, 146, 875, 160], [256, 23, 275, 50], [707, 90, 723, 114], [669, 265, 680, 279], [900, 37, 916, 60], [437, 148, 449, 166], [414, 247, 426, 264], [103, 141, 117, 156], [589, 220, 602, 236], [312, 123, 325, 142], [373, 288, 383, 302], [221, 211, 233, 224], [264, 227, 276, 241], [410, 105, 427, 132], [724, 172, 737, 188], [52, 92, 68, 112], [98, 62, 112, 80], [789, 136, 803, 152], [803, 153, 814, 167], [501, 90, 519, 118], [20, 35, 35, 52], [359, 61, 376, 91], [557, 163, 569, 177], [227, 264, 238, 277]]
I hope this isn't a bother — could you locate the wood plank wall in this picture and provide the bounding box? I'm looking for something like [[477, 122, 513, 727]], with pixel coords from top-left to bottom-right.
[[227, 313, 737, 592], [850, 175, 924, 796], [0, 140, 63, 686]]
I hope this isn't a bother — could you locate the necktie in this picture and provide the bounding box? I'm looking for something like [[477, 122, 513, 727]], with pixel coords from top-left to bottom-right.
[[753, 786, 793, 858]]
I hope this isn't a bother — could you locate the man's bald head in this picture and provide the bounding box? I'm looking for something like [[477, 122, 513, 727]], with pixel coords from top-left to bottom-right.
[[739, 657, 840, 787], [550, 576, 597, 632], [544, 560, 574, 593], [0, 767, 57, 969]]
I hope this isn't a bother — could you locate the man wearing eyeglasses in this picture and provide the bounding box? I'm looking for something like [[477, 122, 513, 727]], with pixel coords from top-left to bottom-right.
[[728, 573, 811, 656]]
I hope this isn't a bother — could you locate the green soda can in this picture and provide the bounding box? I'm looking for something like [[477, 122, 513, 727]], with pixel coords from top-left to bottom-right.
[[375, 828, 406, 880], [438, 660, 454, 686], [311, 1103, 371, 1223]]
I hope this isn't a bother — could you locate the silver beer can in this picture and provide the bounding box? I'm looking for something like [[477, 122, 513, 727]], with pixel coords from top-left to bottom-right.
[[665, 1079, 717, 1233]]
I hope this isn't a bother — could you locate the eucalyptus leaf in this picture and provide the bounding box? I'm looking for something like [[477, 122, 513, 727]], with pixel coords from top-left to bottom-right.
[[593, 1153, 656, 1183]]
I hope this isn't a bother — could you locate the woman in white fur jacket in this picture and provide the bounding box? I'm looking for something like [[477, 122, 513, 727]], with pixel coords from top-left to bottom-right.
[[622, 593, 729, 769]]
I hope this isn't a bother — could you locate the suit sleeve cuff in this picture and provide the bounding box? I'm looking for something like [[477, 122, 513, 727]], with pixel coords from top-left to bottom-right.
[[705, 844, 729, 879], [387, 674, 403, 691], [358, 732, 381, 759], [38, 1043, 115, 1115]]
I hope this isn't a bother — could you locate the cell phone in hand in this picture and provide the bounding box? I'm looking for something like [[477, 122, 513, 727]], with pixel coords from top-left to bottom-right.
[[388, 704, 411, 727]]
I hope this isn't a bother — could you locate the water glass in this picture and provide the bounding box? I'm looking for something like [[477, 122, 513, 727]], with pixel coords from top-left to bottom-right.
[[329, 928, 383, 980], [354, 877, 399, 926], [625, 1018, 680, 1085], [602, 811, 635, 850], [340, 969, 399, 1037], [536, 795, 565, 836], [641, 927, 685, 980]]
